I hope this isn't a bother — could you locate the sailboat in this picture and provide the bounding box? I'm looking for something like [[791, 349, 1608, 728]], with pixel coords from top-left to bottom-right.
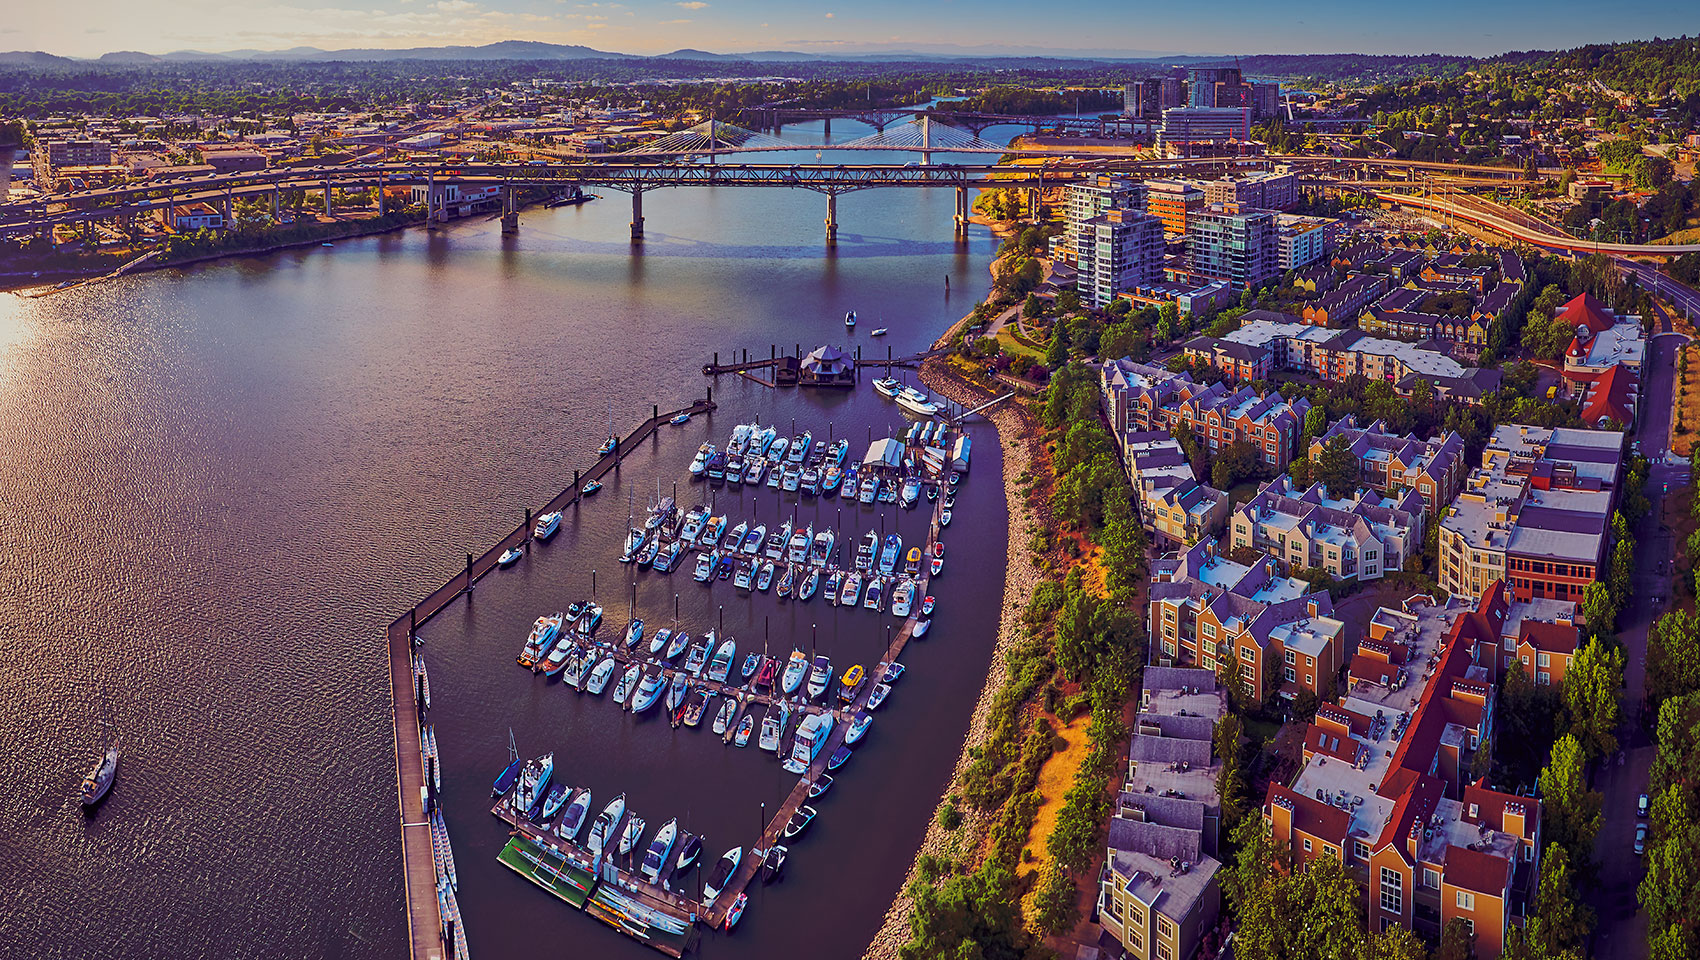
[[598, 402, 618, 455]]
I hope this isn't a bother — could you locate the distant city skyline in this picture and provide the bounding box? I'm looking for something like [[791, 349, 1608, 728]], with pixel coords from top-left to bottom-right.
[[4, 0, 1693, 61]]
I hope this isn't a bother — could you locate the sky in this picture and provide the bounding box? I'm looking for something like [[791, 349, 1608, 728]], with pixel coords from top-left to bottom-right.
[[5, 0, 1695, 60]]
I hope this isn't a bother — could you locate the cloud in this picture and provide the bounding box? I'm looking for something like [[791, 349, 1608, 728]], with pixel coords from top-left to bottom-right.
[[660, 18, 692, 23], [675, 1, 708, 8], [824, 11, 833, 17]]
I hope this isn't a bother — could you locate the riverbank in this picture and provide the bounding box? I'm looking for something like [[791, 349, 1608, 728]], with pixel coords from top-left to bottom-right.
[[5, 211, 429, 296], [862, 356, 1047, 960]]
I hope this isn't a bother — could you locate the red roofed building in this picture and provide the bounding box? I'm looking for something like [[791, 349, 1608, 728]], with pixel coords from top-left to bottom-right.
[[1263, 585, 1541, 956]]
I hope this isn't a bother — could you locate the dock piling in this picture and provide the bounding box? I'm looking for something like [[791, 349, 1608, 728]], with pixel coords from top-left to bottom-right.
[[464, 554, 473, 593]]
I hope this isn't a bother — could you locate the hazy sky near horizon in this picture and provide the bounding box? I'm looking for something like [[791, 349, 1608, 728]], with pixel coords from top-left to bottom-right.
[[6, 0, 1694, 59]]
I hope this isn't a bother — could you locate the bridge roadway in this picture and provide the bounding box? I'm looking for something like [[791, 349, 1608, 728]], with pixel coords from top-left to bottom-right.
[[1367, 189, 1700, 256]]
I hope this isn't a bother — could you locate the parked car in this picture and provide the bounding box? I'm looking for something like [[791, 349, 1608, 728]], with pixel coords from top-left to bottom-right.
[[1634, 823, 1648, 855], [1637, 793, 1650, 818]]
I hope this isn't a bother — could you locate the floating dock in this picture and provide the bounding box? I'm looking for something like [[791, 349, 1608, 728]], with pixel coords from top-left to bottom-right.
[[387, 398, 717, 960]]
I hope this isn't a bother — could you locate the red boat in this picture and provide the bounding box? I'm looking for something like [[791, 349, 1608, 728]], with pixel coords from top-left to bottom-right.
[[930, 541, 944, 576], [754, 656, 779, 691]]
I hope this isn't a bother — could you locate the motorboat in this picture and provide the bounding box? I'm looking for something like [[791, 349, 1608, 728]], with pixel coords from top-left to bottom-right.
[[822, 569, 842, 606], [754, 656, 778, 691], [806, 656, 833, 699], [497, 547, 522, 568], [921, 595, 935, 616], [827, 745, 852, 770], [649, 626, 673, 657], [706, 636, 737, 683], [689, 443, 713, 478], [755, 561, 775, 592], [630, 672, 665, 713], [740, 652, 762, 681], [927, 483, 938, 502], [882, 662, 906, 684], [725, 453, 745, 486], [577, 603, 602, 636], [940, 508, 953, 527], [558, 788, 592, 840], [838, 664, 866, 703], [541, 783, 570, 820], [684, 638, 710, 676], [670, 412, 691, 425], [750, 425, 777, 458], [857, 474, 878, 504], [735, 713, 756, 747], [692, 551, 716, 582], [665, 671, 691, 713], [800, 467, 820, 496], [586, 656, 616, 694], [727, 422, 753, 456], [599, 434, 618, 456], [713, 695, 738, 735], [685, 693, 711, 727], [782, 712, 835, 774], [543, 642, 581, 680], [777, 564, 796, 598], [761, 844, 788, 884], [809, 529, 836, 566], [534, 511, 562, 540], [913, 616, 931, 638], [706, 450, 727, 483], [680, 504, 707, 540], [930, 541, 944, 576], [799, 567, 820, 601], [641, 818, 679, 883], [666, 630, 690, 660], [899, 477, 921, 508], [781, 650, 808, 695], [733, 561, 755, 592], [757, 714, 781, 752], [788, 525, 813, 563], [862, 577, 884, 612], [724, 892, 748, 932], [765, 520, 791, 560], [513, 753, 553, 818], [700, 514, 727, 547], [890, 579, 916, 618], [766, 466, 782, 489], [586, 794, 626, 856], [844, 309, 856, 329], [581, 479, 602, 495], [767, 435, 789, 464], [613, 663, 641, 704], [845, 710, 872, 745], [867, 682, 891, 710], [518, 612, 564, 668], [703, 847, 742, 908], [807, 775, 834, 799], [839, 572, 862, 607], [855, 530, 877, 572], [619, 814, 647, 854], [878, 534, 901, 575], [896, 386, 939, 417], [781, 465, 801, 492], [657, 539, 684, 571], [823, 464, 843, 495], [743, 458, 766, 486], [870, 327, 888, 337], [740, 524, 765, 556], [783, 805, 816, 840], [904, 547, 922, 576], [829, 438, 848, 466], [622, 618, 645, 650], [725, 520, 748, 553], [878, 483, 899, 505], [674, 833, 703, 874], [788, 431, 812, 465]]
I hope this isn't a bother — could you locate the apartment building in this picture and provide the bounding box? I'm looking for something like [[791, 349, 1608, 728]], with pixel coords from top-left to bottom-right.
[[1204, 171, 1299, 212], [1099, 357, 1311, 470], [1438, 425, 1625, 602], [1101, 668, 1227, 960], [1122, 430, 1231, 544], [1187, 202, 1278, 290], [1184, 313, 1502, 404], [1229, 476, 1426, 583], [1308, 415, 1467, 515], [1077, 208, 1167, 308], [1265, 587, 1541, 958], [1276, 214, 1340, 270], [32, 138, 112, 180], [1148, 539, 1342, 702], [1145, 179, 1206, 239], [1159, 107, 1253, 151], [1301, 274, 1389, 326]]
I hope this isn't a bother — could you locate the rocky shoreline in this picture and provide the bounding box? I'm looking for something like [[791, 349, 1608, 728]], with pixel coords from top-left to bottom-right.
[[862, 357, 1046, 960]]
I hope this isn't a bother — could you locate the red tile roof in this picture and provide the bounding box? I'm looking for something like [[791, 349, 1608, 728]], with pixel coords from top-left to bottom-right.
[[1559, 292, 1616, 334], [1443, 843, 1512, 895], [1519, 620, 1580, 655], [1573, 364, 1636, 426]]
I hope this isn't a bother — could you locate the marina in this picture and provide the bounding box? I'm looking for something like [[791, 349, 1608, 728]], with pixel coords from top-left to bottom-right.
[[399, 402, 957, 956]]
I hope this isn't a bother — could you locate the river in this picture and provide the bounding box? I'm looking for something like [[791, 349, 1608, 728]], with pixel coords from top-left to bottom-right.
[[0, 118, 1024, 959]]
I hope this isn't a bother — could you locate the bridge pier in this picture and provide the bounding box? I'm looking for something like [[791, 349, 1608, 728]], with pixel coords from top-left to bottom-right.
[[323, 178, 332, 217], [630, 187, 644, 243], [501, 183, 518, 235], [271, 188, 279, 221], [426, 173, 440, 229], [825, 192, 837, 247], [953, 186, 968, 241], [822, 117, 830, 136], [377, 173, 385, 216]]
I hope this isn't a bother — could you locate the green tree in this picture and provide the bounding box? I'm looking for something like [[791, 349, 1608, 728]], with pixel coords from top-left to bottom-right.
[[1022, 293, 1045, 320], [1647, 610, 1700, 713], [1046, 323, 1070, 368], [1509, 843, 1592, 959], [1030, 858, 1079, 935], [1301, 405, 1328, 450], [1212, 439, 1262, 490], [1362, 924, 1431, 960], [1317, 434, 1360, 498], [1538, 734, 1603, 868], [1580, 582, 1618, 647], [1437, 918, 1475, 960], [1563, 638, 1624, 762]]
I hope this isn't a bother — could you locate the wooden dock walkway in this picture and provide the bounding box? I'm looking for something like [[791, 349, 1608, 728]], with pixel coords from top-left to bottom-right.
[[387, 396, 716, 960]]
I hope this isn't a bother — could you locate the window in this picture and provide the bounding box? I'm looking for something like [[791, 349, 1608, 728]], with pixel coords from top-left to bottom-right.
[[1306, 674, 1314, 685], [1424, 868, 1440, 889], [1379, 867, 1403, 915], [1461, 918, 1474, 936], [1158, 916, 1175, 940], [1285, 667, 1297, 682], [1455, 890, 1475, 910], [1304, 837, 1313, 853], [1202, 623, 1217, 640], [1164, 640, 1176, 657], [1353, 840, 1370, 862], [1241, 663, 1255, 680], [1286, 650, 1296, 664], [1538, 652, 1550, 668], [1240, 646, 1255, 662], [1156, 943, 1172, 960]]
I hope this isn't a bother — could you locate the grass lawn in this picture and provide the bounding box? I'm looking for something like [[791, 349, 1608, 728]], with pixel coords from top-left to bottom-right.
[[996, 327, 1047, 361]]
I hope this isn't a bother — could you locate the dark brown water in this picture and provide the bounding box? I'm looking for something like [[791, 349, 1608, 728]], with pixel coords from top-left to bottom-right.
[[0, 125, 1013, 959]]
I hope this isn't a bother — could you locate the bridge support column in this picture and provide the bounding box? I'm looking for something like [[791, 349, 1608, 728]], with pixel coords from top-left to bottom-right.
[[501, 183, 518, 235], [1027, 187, 1041, 223], [426, 173, 439, 229], [271, 188, 279, 221], [953, 186, 968, 241], [323, 178, 332, 217], [630, 187, 644, 243], [376, 174, 385, 216], [822, 117, 830, 136], [222, 192, 232, 228], [825, 192, 838, 247]]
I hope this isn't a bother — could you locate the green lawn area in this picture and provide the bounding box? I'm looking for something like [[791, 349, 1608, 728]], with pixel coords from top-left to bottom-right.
[[995, 327, 1046, 361]]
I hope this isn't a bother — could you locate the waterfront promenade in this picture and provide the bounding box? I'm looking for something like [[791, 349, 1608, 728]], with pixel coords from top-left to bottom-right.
[[387, 397, 716, 960]]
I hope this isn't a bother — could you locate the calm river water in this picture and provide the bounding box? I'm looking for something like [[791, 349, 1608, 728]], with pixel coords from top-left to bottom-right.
[[0, 121, 1019, 959]]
